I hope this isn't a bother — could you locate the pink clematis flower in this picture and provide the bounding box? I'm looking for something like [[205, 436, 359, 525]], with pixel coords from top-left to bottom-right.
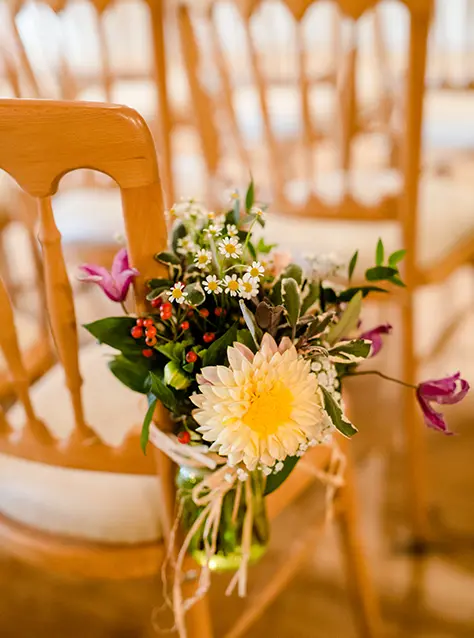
[[79, 248, 138, 302], [360, 323, 392, 357], [416, 372, 470, 435]]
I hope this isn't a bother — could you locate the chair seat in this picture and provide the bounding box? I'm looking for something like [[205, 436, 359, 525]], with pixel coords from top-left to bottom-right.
[[0, 345, 162, 544], [264, 172, 474, 274]]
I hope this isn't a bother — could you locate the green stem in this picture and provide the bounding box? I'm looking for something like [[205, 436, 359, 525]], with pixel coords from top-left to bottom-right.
[[242, 218, 258, 257], [344, 369, 417, 390], [120, 301, 129, 315], [209, 236, 221, 275]]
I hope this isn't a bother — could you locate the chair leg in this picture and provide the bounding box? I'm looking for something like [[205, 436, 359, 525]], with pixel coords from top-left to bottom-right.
[[334, 444, 382, 638], [184, 588, 214, 638], [401, 289, 429, 549]]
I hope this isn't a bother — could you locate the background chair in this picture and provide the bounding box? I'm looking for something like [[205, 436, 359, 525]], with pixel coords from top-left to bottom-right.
[[167, 0, 474, 549], [0, 98, 380, 637]]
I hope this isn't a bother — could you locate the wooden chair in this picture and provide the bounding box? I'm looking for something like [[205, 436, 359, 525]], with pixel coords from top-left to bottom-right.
[[0, 99, 380, 637], [2, 0, 174, 262], [170, 0, 474, 548]]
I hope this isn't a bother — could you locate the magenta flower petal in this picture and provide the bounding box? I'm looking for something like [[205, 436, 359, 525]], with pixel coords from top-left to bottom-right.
[[416, 372, 470, 435], [111, 248, 130, 280], [360, 323, 392, 357], [78, 249, 138, 303]]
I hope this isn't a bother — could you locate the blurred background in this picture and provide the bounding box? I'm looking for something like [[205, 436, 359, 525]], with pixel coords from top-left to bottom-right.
[[0, 0, 473, 636]]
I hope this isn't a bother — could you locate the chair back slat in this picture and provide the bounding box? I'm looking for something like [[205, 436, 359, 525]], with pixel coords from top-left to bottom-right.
[[37, 196, 88, 436], [174, 0, 431, 221], [0, 99, 167, 471]]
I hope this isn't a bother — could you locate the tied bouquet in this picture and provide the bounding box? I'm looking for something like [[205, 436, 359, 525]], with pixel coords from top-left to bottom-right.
[[82, 183, 469, 624]]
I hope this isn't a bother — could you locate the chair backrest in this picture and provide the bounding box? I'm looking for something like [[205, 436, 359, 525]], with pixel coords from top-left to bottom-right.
[[173, 0, 431, 228], [2, 0, 174, 202], [0, 99, 168, 475]]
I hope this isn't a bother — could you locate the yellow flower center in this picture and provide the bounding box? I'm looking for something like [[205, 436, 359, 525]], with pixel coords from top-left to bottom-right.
[[225, 244, 236, 254], [243, 381, 293, 436], [249, 267, 259, 278], [198, 255, 208, 263], [227, 280, 239, 291], [208, 281, 218, 291], [243, 281, 253, 293], [172, 289, 183, 299]]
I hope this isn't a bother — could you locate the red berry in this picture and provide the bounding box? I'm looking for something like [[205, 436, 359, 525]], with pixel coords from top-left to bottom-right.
[[136, 318, 144, 327], [178, 431, 191, 445], [151, 297, 162, 308], [145, 335, 157, 347], [160, 311, 172, 321], [186, 350, 198, 363], [203, 332, 215, 343], [180, 321, 190, 331], [144, 318, 154, 328], [187, 309, 194, 317], [146, 325, 157, 337], [142, 348, 154, 358], [214, 307, 224, 317], [161, 303, 172, 313], [199, 308, 210, 318], [131, 326, 143, 339]]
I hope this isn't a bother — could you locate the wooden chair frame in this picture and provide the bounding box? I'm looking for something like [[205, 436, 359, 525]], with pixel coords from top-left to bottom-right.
[[0, 99, 381, 636]]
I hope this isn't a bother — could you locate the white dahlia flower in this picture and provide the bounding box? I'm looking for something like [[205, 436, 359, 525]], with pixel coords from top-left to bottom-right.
[[191, 333, 332, 470]]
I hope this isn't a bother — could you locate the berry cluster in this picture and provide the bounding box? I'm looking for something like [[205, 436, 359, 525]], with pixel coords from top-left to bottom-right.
[[131, 317, 158, 358]]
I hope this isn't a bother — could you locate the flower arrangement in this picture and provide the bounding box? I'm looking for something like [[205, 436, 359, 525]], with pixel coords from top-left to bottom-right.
[[82, 183, 469, 627]]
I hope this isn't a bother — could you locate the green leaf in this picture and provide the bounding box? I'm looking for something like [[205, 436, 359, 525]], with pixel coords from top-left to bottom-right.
[[84, 317, 140, 356], [182, 362, 194, 373], [147, 277, 173, 291], [245, 178, 255, 211], [163, 361, 192, 390], [146, 279, 173, 301], [184, 283, 205, 306], [237, 328, 257, 353], [306, 312, 335, 339], [156, 341, 187, 362], [172, 222, 187, 253], [256, 238, 276, 254], [202, 324, 238, 367], [154, 251, 180, 266], [264, 456, 300, 495], [326, 291, 362, 345], [328, 339, 371, 362], [348, 250, 358, 281], [375, 238, 384, 266], [281, 278, 301, 328], [301, 281, 320, 315], [320, 387, 358, 437], [389, 275, 407, 288], [283, 264, 303, 286], [141, 396, 157, 454], [247, 241, 257, 260], [365, 266, 398, 282], [108, 355, 150, 394], [147, 371, 178, 413], [239, 300, 262, 347], [270, 278, 283, 305], [337, 286, 388, 302], [232, 196, 241, 225], [388, 249, 406, 267]]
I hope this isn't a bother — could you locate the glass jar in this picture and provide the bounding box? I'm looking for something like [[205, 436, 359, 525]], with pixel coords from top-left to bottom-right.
[[176, 465, 269, 571]]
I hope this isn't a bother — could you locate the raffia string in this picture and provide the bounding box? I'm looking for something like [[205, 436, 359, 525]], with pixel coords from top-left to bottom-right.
[[149, 424, 346, 637]]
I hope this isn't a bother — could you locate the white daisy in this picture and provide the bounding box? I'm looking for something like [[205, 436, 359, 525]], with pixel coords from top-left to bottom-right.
[[204, 223, 223, 238], [250, 205, 265, 221], [223, 274, 240, 296], [191, 334, 331, 470], [218, 237, 242, 259], [194, 248, 212, 270], [227, 188, 239, 202], [176, 236, 196, 255], [167, 282, 188, 304], [203, 275, 222, 295], [246, 261, 265, 279], [226, 224, 239, 237], [238, 273, 259, 299], [169, 198, 206, 221]]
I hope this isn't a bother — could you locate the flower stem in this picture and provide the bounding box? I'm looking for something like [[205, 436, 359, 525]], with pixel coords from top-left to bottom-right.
[[242, 218, 257, 257], [344, 369, 417, 390], [120, 301, 129, 315]]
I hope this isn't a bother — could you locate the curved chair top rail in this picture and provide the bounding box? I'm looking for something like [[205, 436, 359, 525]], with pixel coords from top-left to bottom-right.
[[0, 99, 169, 474]]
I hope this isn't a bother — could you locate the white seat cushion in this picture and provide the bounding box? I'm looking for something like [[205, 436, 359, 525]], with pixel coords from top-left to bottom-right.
[[0, 345, 162, 543], [263, 172, 474, 273]]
